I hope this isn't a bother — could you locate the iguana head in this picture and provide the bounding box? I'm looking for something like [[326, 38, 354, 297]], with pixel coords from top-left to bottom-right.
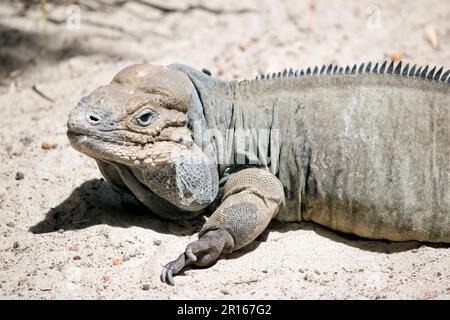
[[67, 64, 219, 214], [67, 64, 195, 166]]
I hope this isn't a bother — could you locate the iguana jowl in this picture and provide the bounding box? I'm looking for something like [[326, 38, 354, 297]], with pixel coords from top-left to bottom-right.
[[67, 62, 450, 285]]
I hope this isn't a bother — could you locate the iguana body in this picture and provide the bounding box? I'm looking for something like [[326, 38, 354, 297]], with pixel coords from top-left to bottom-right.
[[67, 62, 450, 285]]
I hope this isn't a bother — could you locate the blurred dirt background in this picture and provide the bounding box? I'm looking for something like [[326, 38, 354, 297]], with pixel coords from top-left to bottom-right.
[[0, 0, 449, 299]]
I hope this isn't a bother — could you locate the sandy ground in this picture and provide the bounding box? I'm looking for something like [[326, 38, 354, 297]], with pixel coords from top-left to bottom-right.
[[0, 0, 449, 300]]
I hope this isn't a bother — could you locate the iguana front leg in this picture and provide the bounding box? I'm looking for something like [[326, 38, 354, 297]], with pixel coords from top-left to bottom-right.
[[161, 168, 285, 285]]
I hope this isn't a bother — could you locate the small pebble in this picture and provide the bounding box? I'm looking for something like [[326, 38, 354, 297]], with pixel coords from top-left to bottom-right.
[[436, 272, 441, 277], [201, 68, 212, 76], [57, 229, 64, 234], [112, 259, 122, 266], [314, 270, 321, 275], [142, 284, 150, 291], [68, 246, 79, 252], [390, 52, 402, 62], [425, 25, 439, 49], [39, 286, 52, 292], [41, 140, 57, 150], [411, 249, 418, 253], [6, 222, 15, 228], [103, 275, 111, 282], [13, 241, 20, 249], [15, 172, 24, 180], [153, 239, 161, 246], [221, 290, 229, 295], [73, 256, 81, 260], [261, 270, 268, 274], [298, 268, 305, 273]]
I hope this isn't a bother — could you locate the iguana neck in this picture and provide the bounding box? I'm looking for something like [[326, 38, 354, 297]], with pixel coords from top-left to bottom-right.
[[167, 64, 236, 175]]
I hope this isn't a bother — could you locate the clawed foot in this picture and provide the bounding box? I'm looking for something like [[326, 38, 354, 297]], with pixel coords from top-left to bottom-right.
[[160, 247, 196, 285], [160, 229, 234, 285]]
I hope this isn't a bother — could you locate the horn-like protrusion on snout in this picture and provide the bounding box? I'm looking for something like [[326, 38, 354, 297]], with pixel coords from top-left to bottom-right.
[[111, 64, 192, 112]]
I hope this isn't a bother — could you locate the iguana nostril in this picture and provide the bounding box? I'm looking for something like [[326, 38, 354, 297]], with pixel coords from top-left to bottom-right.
[[87, 113, 101, 125]]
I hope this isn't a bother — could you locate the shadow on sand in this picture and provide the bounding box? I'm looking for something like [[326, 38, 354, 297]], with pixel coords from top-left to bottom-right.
[[29, 178, 205, 237], [30, 178, 448, 262]]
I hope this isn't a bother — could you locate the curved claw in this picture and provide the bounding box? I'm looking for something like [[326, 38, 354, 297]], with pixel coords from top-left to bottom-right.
[[186, 248, 197, 262], [160, 248, 198, 285], [160, 265, 175, 286], [160, 250, 192, 285], [167, 269, 174, 285]]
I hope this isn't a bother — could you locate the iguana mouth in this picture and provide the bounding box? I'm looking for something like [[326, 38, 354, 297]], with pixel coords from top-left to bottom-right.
[[67, 129, 184, 148], [67, 128, 190, 167], [67, 129, 151, 165], [67, 130, 142, 147]]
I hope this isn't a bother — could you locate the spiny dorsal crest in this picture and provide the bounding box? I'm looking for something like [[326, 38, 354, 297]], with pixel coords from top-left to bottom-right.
[[250, 61, 450, 84]]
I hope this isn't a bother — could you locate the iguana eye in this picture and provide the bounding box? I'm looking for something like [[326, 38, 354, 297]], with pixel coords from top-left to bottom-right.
[[135, 109, 156, 126]]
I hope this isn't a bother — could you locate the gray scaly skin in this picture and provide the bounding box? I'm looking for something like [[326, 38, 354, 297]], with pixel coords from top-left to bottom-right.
[[67, 62, 450, 285]]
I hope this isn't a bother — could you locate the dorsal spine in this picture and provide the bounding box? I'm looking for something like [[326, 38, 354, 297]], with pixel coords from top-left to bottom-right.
[[251, 61, 450, 84]]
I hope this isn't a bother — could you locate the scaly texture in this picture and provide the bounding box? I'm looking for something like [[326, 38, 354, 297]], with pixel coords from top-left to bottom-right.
[[231, 64, 449, 242]]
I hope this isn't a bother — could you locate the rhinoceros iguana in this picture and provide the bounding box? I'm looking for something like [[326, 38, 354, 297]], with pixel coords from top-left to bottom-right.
[[67, 62, 450, 285]]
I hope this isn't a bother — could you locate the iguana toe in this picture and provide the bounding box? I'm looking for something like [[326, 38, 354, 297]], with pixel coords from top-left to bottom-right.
[[160, 252, 191, 285], [161, 265, 175, 286], [160, 229, 234, 285]]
